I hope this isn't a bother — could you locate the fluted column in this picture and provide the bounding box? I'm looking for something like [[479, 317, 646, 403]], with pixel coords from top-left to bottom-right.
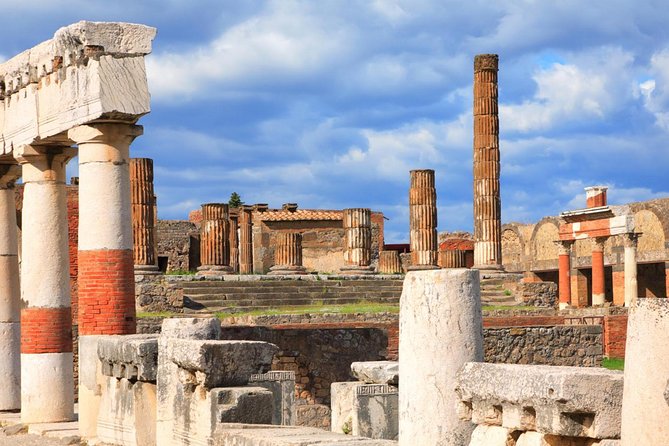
[[229, 209, 240, 273], [557, 241, 574, 310], [341, 208, 375, 274], [14, 145, 76, 423], [239, 205, 254, 274], [198, 203, 233, 275], [439, 250, 467, 269], [473, 54, 503, 270], [409, 169, 438, 270], [269, 232, 306, 275], [130, 158, 158, 273], [378, 250, 403, 274], [0, 163, 21, 411], [623, 233, 638, 307], [592, 237, 606, 306]]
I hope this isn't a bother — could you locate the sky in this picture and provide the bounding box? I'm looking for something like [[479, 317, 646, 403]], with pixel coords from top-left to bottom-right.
[[2, 0, 669, 243]]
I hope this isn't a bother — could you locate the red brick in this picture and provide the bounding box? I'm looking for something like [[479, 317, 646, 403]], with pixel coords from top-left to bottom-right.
[[21, 307, 73, 354]]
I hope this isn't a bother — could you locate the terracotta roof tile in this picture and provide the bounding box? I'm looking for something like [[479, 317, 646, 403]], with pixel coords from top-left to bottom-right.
[[259, 209, 343, 222], [439, 239, 475, 251]]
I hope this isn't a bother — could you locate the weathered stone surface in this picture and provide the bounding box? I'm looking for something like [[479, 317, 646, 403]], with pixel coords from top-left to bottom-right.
[[213, 424, 398, 445], [161, 317, 221, 340], [169, 339, 278, 388], [351, 361, 398, 385], [456, 362, 623, 439], [215, 387, 274, 424], [515, 431, 601, 445], [249, 371, 296, 426], [97, 334, 158, 382], [331, 382, 398, 440], [469, 425, 519, 446]]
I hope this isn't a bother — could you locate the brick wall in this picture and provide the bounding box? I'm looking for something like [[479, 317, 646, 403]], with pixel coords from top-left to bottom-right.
[[156, 220, 199, 272], [603, 315, 628, 358]]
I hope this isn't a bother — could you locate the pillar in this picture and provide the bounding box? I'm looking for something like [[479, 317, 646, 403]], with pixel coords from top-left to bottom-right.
[[557, 241, 573, 310], [229, 209, 240, 273], [399, 269, 483, 446], [198, 203, 233, 275], [130, 158, 158, 273], [239, 205, 254, 274], [623, 233, 638, 307], [269, 232, 306, 275], [0, 163, 21, 411], [378, 250, 403, 274], [14, 145, 76, 423], [409, 169, 438, 270], [621, 299, 669, 443], [591, 237, 606, 306], [341, 208, 375, 274], [473, 54, 503, 270], [585, 186, 608, 208], [69, 123, 141, 436], [439, 250, 467, 268]]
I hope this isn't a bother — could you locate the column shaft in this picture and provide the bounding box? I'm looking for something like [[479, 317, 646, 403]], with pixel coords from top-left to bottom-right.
[[198, 203, 233, 274], [439, 250, 467, 268], [557, 241, 573, 310], [269, 232, 306, 275], [239, 206, 254, 274], [229, 211, 239, 273], [409, 170, 438, 270], [623, 233, 638, 307], [130, 158, 158, 272], [378, 250, 403, 274], [341, 208, 374, 274], [591, 238, 606, 306]]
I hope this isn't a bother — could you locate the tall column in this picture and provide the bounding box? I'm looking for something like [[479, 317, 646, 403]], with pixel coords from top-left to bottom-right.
[[623, 233, 639, 307], [0, 163, 21, 411], [198, 203, 233, 275], [341, 208, 375, 274], [473, 54, 503, 270], [69, 123, 141, 436], [239, 205, 254, 274], [557, 241, 573, 310], [378, 250, 403, 274], [591, 237, 606, 306], [409, 169, 438, 270], [14, 145, 76, 423], [229, 209, 240, 273], [130, 158, 158, 273], [269, 232, 306, 275]]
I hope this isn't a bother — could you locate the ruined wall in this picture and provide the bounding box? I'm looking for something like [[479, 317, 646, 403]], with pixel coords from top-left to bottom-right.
[[501, 226, 523, 271], [156, 220, 199, 272]]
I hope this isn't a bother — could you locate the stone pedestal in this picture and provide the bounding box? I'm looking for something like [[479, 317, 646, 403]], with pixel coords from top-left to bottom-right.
[[269, 232, 307, 275], [130, 158, 159, 274], [557, 241, 573, 310], [0, 164, 21, 411], [591, 237, 606, 306], [198, 203, 233, 275], [229, 209, 240, 273], [14, 145, 76, 423], [239, 205, 254, 274], [399, 269, 483, 446], [341, 208, 375, 275], [473, 54, 503, 271], [623, 233, 638, 307], [409, 169, 438, 270], [378, 250, 403, 274]]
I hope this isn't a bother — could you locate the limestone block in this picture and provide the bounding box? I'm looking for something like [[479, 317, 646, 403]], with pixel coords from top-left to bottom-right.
[[331, 382, 399, 440], [351, 361, 398, 385], [515, 431, 600, 446], [332, 382, 359, 435], [249, 371, 296, 425], [215, 387, 274, 424], [161, 317, 221, 340], [98, 334, 158, 382], [456, 362, 623, 439], [469, 425, 520, 446], [213, 424, 399, 445], [399, 269, 483, 446]]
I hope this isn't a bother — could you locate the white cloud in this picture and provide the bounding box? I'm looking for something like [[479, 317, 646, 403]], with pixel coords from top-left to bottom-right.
[[641, 49, 669, 131]]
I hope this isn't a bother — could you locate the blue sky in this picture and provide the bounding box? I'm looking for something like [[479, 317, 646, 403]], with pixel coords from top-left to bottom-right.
[[2, 0, 669, 242]]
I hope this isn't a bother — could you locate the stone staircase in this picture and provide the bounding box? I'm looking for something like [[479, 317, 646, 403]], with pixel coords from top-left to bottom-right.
[[479, 273, 524, 306], [180, 278, 404, 314]]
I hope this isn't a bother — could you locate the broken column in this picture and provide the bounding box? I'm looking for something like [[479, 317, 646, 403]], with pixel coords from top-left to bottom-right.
[[623, 233, 638, 307], [557, 240, 573, 310], [341, 208, 375, 274], [229, 208, 240, 273], [621, 298, 669, 443], [239, 205, 254, 274], [591, 237, 606, 305], [409, 169, 438, 270], [269, 232, 306, 275], [130, 158, 158, 273], [378, 250, 403, 274], [15, 145, 76, 423], [439, 250, 467, 268], [585, 186, 608, 208], [473, 54, 503, 270], [399, 269, 483, 445], [198, 203, 233, 275], [0, 163, 21, 411]]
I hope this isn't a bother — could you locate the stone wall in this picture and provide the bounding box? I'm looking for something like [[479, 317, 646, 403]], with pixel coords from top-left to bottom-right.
[[134, 274, 185, 313], [517, 281, 557, 307], [156, 220, 199, 272]]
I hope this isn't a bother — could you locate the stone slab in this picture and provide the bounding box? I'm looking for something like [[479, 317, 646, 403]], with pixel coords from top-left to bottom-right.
[[161, 317, 221, 339], [351, 362, 398, 385], [97, 334, 158, 381], [27, 421, 79, 438], [469, 425, 519, 446], [214, 423, 398, 445]]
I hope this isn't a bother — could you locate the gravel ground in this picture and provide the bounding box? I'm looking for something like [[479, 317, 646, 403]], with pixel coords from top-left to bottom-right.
[[0, 431, 82, 445]]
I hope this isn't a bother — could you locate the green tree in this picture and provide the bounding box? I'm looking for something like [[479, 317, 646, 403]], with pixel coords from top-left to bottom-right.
[[228, 192, 243, 208]]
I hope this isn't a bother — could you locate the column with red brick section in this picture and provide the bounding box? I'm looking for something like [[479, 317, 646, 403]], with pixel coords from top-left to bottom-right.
[[198, 203, 233, 275], [341, 208, 375, 274], [229, 208, 240, 273], [14, 145, 76, 423], [591, 237, 606, 306], [0, 164, 21, 411], [239, 205, 254, 274], [69, 123, 141, 436], [409, 169, 438, 270], [130, 158, 158, 273], [623, 232, 638, 307]]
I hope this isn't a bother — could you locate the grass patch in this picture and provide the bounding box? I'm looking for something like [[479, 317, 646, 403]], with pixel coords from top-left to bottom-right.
[[136, 311, 179, 318], [165, 269, 196, 276], [482, 305, 537, 312], [215, 301, 399, 319], [602, 357, 624, 371]]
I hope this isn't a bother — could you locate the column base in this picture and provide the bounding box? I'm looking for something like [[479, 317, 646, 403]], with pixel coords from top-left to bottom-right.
[[340, 265, 376, 275], [197, 265, 234, 275], [592, 294, 606, 306], [473, 264, 505, 272], [268, 265, 307, 275], [558, 302, 569, 310], [406, 264, 439, 271], [134, 264, 161, 275]]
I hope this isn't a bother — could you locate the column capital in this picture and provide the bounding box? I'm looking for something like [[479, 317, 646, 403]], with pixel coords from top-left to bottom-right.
[[0, 164, 21, 189], [623, 232, 640, 248], [592, 236, 608, 251], [68, 123, 143, 145], [554, 239, 574, 255], [13, 145, 76, 183]]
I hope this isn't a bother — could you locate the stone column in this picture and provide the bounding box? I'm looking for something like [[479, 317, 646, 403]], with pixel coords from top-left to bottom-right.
[[621, 299, 669, 443], [198, 203, 233, 275], [130, 158, 158, 273], [399, 269, 483, 446], [378, 250, 403, 274], [269, 232, 306, 275], [409, 169, 438, 270], [69, 123, 142, 436], [473, 54, 503, 270], [439, 250, 467, 268], [622, 233, 638, 307], [341, 208, 375, 274], [591, 237, 606, 306], [229, 208, 240, 273], [239, 205, 254, 274], [557, 240, 573, 310], [0, 163, 21, 411], [14, 145, 76, 423]]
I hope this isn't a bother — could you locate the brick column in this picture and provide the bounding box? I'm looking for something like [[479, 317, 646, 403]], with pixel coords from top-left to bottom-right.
[[341, 208, 375, 274], [269, 232, 306, 275], [69, 123, 141, 436], [130, 158, 158, 273], [409, 169, 438, 270], [229, 208, 240, 273], [623, 233, 639, 307], [198, 203, 233, 275], [378, 250, 403, 274], [592, 237, 607, 306], [0, 163, 21, 411], [14, 145, 76, 423], [239, 205, 254, 274], [473, 54, 503, 270], [557, 240, 573, 310]]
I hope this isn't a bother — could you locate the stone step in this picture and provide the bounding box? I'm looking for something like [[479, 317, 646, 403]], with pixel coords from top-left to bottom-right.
[[180, 285, 404, 296], [183, 290, 401, 301], [183, 296, 400, 312], [184, 294, 401, 307], [181, 280, 403, 289]]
